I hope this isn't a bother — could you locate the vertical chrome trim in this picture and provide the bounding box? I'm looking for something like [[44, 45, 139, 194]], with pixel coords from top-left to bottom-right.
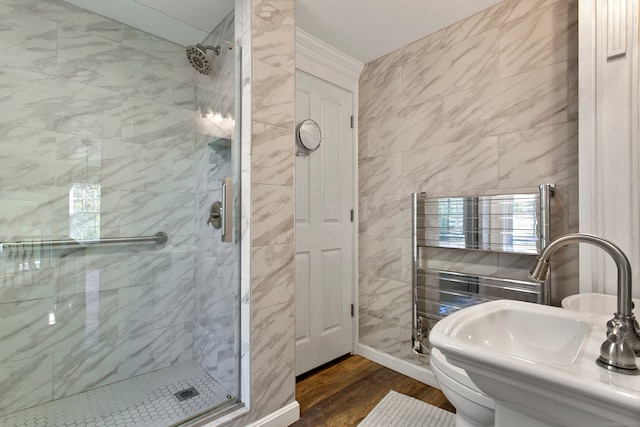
[[222, 178, 233, 243], [539, 184, 556, 304], [412, 193, 419, 349]]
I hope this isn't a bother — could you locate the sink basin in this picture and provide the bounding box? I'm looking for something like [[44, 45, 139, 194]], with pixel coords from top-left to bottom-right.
[[562, 292, 640, 316], [430, 300, 640, 426], [453, 304, 590, 365]]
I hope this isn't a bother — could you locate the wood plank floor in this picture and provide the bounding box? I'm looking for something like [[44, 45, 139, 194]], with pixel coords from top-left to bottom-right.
[[292, 354, 455, 427]]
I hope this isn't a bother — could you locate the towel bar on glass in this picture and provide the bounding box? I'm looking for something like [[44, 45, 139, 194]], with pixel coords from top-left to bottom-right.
[[0, 232, 168, 250]]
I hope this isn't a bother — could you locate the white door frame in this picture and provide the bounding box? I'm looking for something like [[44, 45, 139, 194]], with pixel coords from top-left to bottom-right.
[[295, 28, 364, 351]]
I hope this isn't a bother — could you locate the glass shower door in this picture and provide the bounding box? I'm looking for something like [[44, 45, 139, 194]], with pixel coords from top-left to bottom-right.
[[0, 1, 241, 425]]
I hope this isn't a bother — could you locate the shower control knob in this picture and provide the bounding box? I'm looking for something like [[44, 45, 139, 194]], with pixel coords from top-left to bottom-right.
[[207, 201, 223, 229]]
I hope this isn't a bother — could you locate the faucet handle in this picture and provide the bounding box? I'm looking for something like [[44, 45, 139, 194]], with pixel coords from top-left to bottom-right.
[[606, 320, 627, 344], [597, 315, 640, 374]]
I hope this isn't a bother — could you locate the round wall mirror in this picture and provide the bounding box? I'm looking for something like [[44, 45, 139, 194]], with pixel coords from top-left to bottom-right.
[[296, 119, 322, 156]]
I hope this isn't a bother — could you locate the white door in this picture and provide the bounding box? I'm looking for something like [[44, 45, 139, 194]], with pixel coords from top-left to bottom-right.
[[295, 71, 354, 375]]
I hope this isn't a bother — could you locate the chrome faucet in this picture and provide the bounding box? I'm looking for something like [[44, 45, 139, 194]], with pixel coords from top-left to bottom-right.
[[529, 233, 640, 375]]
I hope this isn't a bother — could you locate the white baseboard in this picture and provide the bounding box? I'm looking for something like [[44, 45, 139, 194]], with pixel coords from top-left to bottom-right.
[[248, 401, 300, 427], [356, 343, 440, 389]]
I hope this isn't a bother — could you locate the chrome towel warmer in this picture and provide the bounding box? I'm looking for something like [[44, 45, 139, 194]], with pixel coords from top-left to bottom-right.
[[412, 184, 555, 357]]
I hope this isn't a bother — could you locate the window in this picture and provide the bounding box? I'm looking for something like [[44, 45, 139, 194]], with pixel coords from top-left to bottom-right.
[[69, 184, 101, 240]]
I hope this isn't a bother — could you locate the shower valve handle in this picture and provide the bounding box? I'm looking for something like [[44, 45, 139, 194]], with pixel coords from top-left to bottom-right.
[[207, 201, 223, 229]]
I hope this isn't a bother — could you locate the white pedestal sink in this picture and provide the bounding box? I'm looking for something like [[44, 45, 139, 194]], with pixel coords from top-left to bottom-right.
[[562, 292, 640, 316], [430, 300, 640, 427]]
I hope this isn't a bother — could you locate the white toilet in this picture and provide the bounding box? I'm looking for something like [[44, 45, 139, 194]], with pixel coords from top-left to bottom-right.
[[431, 347, 495, 427]]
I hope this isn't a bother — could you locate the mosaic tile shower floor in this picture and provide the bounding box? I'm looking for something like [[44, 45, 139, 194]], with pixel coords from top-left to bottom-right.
[[0, 361, 234, 427]]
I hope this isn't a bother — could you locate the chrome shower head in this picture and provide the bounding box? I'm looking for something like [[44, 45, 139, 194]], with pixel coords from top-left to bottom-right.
[[185, 44, 221, 76]]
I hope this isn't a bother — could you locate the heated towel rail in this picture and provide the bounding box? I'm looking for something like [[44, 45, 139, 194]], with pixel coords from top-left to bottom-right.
[[412, 184, 555, 357]]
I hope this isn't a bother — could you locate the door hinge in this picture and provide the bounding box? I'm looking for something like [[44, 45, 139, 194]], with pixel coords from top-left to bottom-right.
[[350, 115, 354, 129], [351, 304, 355, 317], [350, 209, 354, 222]]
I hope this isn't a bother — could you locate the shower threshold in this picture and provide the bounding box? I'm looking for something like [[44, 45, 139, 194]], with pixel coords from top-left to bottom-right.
[[0, 361, 236, 427]]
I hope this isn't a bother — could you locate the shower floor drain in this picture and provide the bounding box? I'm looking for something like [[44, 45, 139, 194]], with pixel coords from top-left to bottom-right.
[[0, 361, 232, 427], [175, 386, 200, 401]]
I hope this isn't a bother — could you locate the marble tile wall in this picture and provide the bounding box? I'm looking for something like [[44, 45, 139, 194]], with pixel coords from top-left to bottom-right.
[[358, 0, 579, 367], [247, 0, 296, 423], [0, 0, 240, 417]]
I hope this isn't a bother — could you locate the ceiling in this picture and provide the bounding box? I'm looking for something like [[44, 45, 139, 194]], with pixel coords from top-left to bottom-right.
[[65, 0, 504, 64], [296, 0, 504, 63]]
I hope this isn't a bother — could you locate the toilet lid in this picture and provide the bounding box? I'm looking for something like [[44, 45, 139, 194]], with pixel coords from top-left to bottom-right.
[[431, 348, 486, 395]]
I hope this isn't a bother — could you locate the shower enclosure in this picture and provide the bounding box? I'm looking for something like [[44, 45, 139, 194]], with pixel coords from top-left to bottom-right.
[[0, 0, 242, 426]]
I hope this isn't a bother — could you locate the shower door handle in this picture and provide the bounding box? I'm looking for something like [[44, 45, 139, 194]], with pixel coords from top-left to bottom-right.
[[221, 177, 232, 243]]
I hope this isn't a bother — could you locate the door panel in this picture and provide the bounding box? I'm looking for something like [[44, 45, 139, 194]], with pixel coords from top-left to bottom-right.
[[295, 71, 354, 375], [295, 251, 311, 345]]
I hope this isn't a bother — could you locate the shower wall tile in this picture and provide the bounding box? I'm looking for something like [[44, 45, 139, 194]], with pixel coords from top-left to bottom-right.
[[358, 116, 370, 160], [250, 244, 294, 310], [52, 338, 122, 399], [0, 126, 57, 160], [367, 277, 411, 322], [37, 0, 123, 42], [0, 13, 57, 76], [0, 291, 119, 364], [121, 26, 186, 65], [359, 65, 402, 120], [206, 10, 235, 45], [0, 355, 53, 415], [251, 59, 294, 128], [251, 302, 294, 372], [117, 191, 195, 240], [252, 0, 294, 73], [0, 158, 57, 187], [366, 29, 445, 73], [251, 184, 293, 246], [367, 194, 412, 239], [499, 0, 578, 78], [0, 268, 54, 305], [251, 121, 294, 186], [444, 0, 559, 47], [195, 322, 239, 393], [443, 61, 569, 143], [364, 99, 444, 158], [250, 359, 294, 422], [402, 29, 499, 107], [567, 57, 578, 122], [51, 327, 173, 399], [121, 96, 195, 148], [56, 131, 102, 168], [400, 238, 413, 283], [359, 318, 401, 357], [0, 69, 121, 140], [497, 253, 538, 282], [170, 322, 195, 365], [358, 153, 402, 198], [364, 235, 403, 281], [118, 280, 195, 338], [359, 0, 577, 372], [0, 184, 67, 238], [401, 137, 500, 194], [498, 122, 579, 188]]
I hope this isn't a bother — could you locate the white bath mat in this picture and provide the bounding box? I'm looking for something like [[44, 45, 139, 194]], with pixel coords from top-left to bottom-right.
[[358, 390, 456, 427]]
